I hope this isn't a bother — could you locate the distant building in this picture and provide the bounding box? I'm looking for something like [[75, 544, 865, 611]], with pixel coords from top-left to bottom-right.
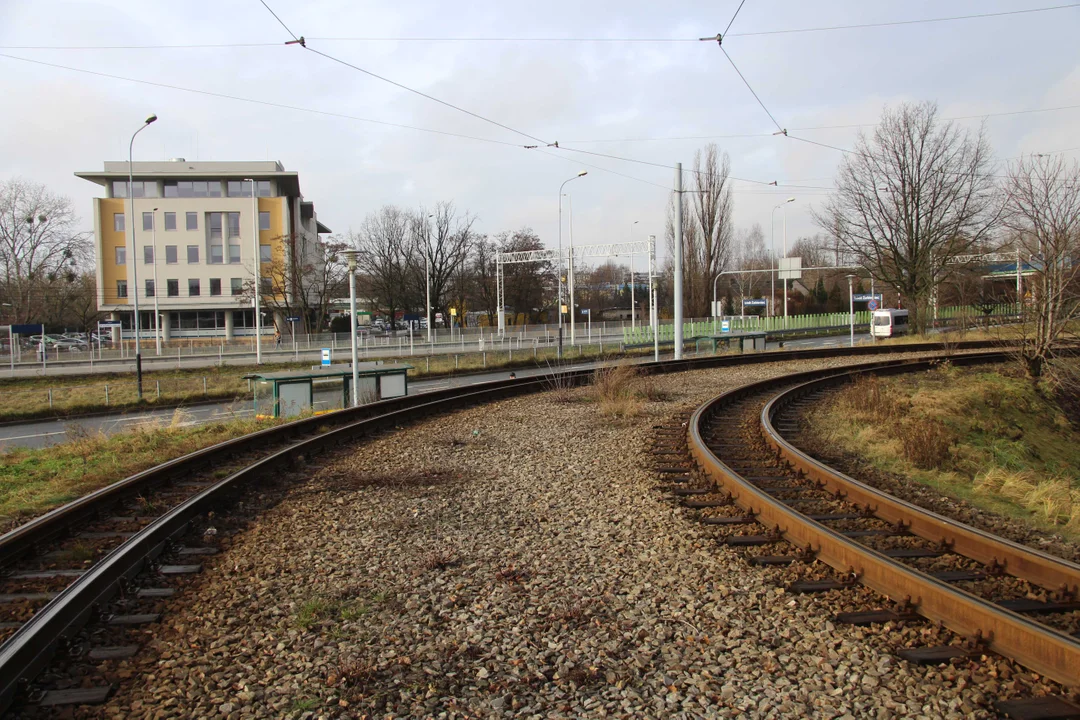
[[75, 160, 331, 339]]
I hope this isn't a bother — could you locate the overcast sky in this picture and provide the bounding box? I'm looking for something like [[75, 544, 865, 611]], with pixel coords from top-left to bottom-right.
[[1, 0, 1077, 267]]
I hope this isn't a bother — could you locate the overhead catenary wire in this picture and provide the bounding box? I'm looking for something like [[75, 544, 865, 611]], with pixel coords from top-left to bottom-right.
[[254, 0, 553, 147], [0, 53, 525, 149], [8, 3, 1077, 51]]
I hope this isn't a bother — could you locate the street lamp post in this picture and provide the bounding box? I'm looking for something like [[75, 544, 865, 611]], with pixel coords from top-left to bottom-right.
[[847, 274, 856, 347], [128, 113, 157, 399], [558, 171, 587, 337], [151, 207, 161, 355], [782, 198, 794, 320], [247, 178, 262, 364], [425, 213, 433, 344], [770, 197, 794, 320], [630, 220, 638, 330], [345, 251, 360, 406]]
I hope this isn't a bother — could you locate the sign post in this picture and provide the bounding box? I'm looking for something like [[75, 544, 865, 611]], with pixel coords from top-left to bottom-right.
[[286, 316, 300, 359], [321, 348, 331, 367], [721, 319, 730, 333]]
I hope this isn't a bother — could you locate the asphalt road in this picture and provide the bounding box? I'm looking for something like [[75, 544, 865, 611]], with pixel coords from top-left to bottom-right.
[[0, 331, 874, 452]]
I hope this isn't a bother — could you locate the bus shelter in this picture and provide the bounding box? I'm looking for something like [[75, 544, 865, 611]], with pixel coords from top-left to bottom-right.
[[244, 363, 412, 419], [697, 331, 767, 354]]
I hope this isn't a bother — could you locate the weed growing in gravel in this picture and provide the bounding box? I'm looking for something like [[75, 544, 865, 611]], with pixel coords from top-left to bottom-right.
[[295, 598, 331, 630], [593, 365, 645, 418], [290, 698, 318, 713], [423, 548, 460, 571], [543, 360, 579, 403]]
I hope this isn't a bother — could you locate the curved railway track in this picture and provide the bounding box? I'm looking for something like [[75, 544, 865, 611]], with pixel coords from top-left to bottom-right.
[[677, 351, 1080, 718], [0, 340, 1016, 713]]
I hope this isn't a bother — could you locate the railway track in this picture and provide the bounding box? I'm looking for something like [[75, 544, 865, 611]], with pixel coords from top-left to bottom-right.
[[0, 340, 1007, 713], [669, 351, 1080, 719]]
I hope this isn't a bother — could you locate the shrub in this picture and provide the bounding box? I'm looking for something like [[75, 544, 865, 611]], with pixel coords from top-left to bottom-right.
[[593, 365, 643, 418], [901, 417, 955, 470]]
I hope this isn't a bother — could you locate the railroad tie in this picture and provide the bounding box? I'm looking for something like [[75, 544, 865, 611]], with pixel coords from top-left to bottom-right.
[[37, 687, 113, 707], [994, 696, 1080, 720]]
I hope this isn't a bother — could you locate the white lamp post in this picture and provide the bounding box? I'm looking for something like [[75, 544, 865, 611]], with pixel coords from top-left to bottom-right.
[[247, 177, 262, 364], [558, 171, 587, 335], [630, 219, 638, 330], [847, 274, 856, 347], [128, 113, 157, 399], [425, 213, 433, 343], [151, 207, 161, 355], [345, 250, 360, 406], [770, 197, 794, 319], [782, 197, 795, 319]]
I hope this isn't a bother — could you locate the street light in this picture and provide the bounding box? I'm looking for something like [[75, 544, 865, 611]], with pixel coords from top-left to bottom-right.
[[128, 113, 157, 399], [151, 207, 161, 355], [629, 220, 639, 330], [846, 274, 857, 347], [344, 250, 361, 406], [246, 177, 261, 364], [425, 213, 433, 344], [770, 197, 794, 320], [558, 171, 587, 341]]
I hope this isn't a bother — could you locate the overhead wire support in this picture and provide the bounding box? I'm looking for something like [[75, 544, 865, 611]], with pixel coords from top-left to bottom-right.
[[257, 0, 552, 147]]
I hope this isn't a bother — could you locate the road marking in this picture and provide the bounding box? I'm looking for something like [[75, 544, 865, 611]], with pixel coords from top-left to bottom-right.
[[0, 430, 68, 441]]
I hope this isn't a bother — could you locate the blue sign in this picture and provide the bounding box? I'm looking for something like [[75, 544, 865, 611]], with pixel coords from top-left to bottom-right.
[[582, 308, 590, 315], [10, 323, 43, 334], [286, 316, 301, 322], [867, 299, 879, 311], [853, 294, 882, 303], [321, 348, 331, 366], [721, 320, 731, 333], [742, 298, 768, 307]]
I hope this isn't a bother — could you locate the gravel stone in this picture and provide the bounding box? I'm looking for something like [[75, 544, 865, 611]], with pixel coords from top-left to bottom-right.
[[57, 354, 1065, 719]]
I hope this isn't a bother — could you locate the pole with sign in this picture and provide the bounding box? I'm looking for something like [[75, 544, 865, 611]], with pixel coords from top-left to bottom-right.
[[286, 316, 300, 359]]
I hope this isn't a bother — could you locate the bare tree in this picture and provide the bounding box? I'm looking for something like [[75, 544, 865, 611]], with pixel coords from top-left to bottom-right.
[[813, 101, 999, 333], [258, 232, 349, 334], [1001, 155, 1080, 378], [490, 228, 552, 325], [409, 202, 477, 328], [666, 144, 735, 316], [0, 178, 91, 324], [730, 224, 771, 308], [352, 206, 412, 329]]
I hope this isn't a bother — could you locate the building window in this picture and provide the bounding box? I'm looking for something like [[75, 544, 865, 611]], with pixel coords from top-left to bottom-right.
[[144, 246, 154, 264], [113, 213, 125, 232], [227, 180, 260, 197], [142, 212, 154, 231], [228, 244, 241, 264], [260, 277, 272, 294], [146, 279, 155, 298], [209, 244, 223, 264], [117, 280, 128, 299], [113, 180, 157, 198], [188, 279, 200, 297], [259, 211, 270, 231], [164, 212, 176, 231], [186, 212, 198, 231], [165, 245, 178, 264], [170, 310, 227, 330], [227, 212, 240, 238], [231, 278, 243, 296], [208, 212, 222, 241], [187, 245, 200, 264], [259, 244, 272, 263], [164, 180, 222, 198], [115, 246, 126, 265], [167, 279, 179, 297], [209, 278, 222, 296]]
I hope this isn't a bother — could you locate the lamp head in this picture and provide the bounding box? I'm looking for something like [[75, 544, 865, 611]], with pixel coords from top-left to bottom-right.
[[786, 197, 795, 203], [577, 170, 588, 177], [145, 114, 158, 125]]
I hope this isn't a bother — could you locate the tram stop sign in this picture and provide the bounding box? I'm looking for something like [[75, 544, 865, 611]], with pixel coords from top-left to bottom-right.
[[867, 299, 879, 311]]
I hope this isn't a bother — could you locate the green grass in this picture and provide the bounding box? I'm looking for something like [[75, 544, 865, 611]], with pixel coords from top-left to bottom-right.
[[0, 411, 284, 531], [805, 364, 1080, 540], [0, 344, 652, 423]]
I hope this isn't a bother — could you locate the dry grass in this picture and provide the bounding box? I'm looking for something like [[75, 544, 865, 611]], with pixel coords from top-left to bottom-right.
[[901, 417, 955, 470], [975, 468, 1080, 530], [0, 411, 282, 530], [593, 365, 645, 418]]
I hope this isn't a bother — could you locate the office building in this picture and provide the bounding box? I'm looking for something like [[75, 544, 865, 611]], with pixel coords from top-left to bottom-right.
[[75, 160, 331, 340]]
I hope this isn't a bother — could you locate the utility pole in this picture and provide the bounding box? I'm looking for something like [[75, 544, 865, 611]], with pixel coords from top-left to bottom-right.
[[674, 163, 684, 360]]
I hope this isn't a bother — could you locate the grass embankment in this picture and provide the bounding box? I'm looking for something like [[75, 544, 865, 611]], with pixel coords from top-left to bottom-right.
[[0, 344, 651, 423], [805, 363, 1080, 540], [0, 410, 284, 531]]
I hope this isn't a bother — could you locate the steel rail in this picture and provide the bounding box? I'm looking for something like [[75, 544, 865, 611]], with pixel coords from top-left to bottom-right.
[[687, 353, 1080, 689], [0, 340, 1001, 712]]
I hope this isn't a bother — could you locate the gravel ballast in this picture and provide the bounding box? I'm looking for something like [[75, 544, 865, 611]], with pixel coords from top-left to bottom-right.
[[76, 355, 1061, 719]]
